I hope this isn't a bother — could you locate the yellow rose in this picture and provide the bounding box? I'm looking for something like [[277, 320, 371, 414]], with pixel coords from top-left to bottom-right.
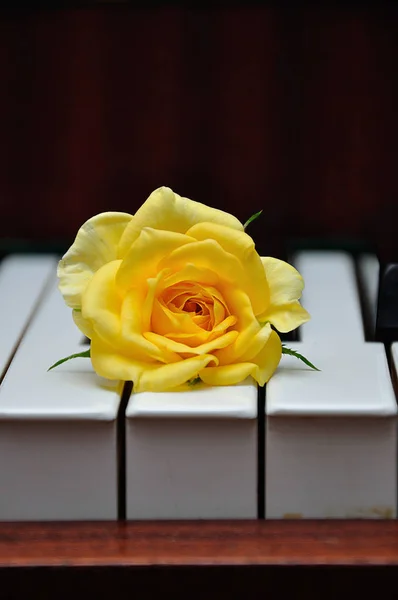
[[57, 187, 310, 392]]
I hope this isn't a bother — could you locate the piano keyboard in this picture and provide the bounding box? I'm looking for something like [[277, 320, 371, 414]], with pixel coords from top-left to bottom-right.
[[266, 252, 396, 518], [0, 251, 396, 521]]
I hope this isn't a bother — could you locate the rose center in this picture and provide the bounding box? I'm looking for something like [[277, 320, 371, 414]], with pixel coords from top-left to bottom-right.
[[155, 280, 231, 338], [170, 294, 212, 322], [183, 300, 203, 314]]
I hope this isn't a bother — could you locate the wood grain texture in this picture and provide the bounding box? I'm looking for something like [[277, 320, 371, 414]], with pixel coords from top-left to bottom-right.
[[3, 521, 398, 599], [1, 5, 398, 260], [1, 520, 398, 567]]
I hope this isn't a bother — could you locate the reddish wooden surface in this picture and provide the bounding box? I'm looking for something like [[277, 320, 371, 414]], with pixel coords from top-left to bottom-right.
[[1, 520, 398, 567], [3, 520, 398, 599]]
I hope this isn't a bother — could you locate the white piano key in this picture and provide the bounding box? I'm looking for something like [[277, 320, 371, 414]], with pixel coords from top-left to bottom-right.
[[126, 380, 257, 519], [266, 416, 396, 519], [295, 251, 364, 343], [265, 251, 397, 519], [0, 271, 123, 521], [0, 254, 56, 378], [267, 343, 395, 417]]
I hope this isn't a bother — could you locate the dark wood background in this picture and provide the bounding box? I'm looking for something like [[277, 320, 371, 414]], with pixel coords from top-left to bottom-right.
[[1, 3, 398, 259]]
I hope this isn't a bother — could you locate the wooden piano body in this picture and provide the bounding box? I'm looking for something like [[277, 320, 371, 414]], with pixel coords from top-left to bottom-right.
[[1, 3, 398, 598]]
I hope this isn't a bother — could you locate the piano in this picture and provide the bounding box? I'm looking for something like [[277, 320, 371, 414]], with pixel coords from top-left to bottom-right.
[[1, 247, 398, 598], [2, 2, 398, 596]]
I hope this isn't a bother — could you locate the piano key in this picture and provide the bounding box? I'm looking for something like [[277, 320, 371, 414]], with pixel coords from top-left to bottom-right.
[[358, 257, 398, 394], [391, 343, 398, 387], [0, 270, 123, 521], [294, 251, 364, 344], [375, 263, 398, 344], [0, 254, 57, 379], [357, 253, 379, 339], [125, 380, 258, 519], [265, 251, 397, 519]]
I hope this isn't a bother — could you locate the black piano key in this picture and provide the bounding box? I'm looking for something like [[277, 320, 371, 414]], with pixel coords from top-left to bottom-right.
[[279, 329, 299, 342], [375, 263, 398, 344], [354, 255, 378, 342]]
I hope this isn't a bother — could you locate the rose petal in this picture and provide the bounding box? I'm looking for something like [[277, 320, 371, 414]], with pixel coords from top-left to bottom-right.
[[250, 329, 282, 385], [199, 363, 256, 386], [200, 330, 282, 387], [118, 186, 244, 256], [215, 288, 261, 364], [260, 302, 310, 333], [192, 315, 211, 329], [158, 239, 267, 315], [261, 257, 304, 303], [90, 334, 218, 392], [82, 260, 123, 340], [116, 228, 195, 292], [83, 261, 177, 364], [58, 212, 132, 308], [162, 265, 220, 289], [186, 221, 254, 256], [206, 314, 237, 339], [186, 222, 269, 315], [145, 330, 238, 356], [213, 297, 226, 326], [72, 309, 94, 339], [135, 354, 218, 392], [162, 315, 237, 347], [151, 298, 207, 339], [256, 257, 310, 332], [140, 272, 167, 332], [235, 322, 273, 362]]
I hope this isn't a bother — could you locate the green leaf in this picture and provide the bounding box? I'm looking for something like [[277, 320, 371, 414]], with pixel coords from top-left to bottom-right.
[[281, 345, 320, 371], [187, 376, 201, 386], [48, 349, 91, 372], [243, 210, 263, 230]]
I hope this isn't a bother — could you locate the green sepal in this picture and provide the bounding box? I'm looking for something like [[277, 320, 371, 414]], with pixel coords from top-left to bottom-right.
[[281, 345, 320, 371], [243, 210, 263, 230], [187, 376, 201, 386], [48, 349, 91, 372]]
